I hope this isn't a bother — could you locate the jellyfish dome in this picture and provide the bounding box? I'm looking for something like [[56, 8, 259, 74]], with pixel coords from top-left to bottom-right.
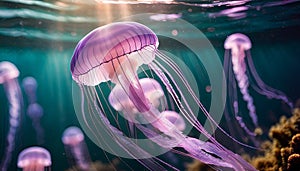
[[0, 61, 19, 84], [27, 103, 43, 119], [22, 76, 37, 93], [22, 76, 38, 103], [17, 146, 51, 169], [62, 126, 84, 146], [70, 22, 159, 86], [224, 33, 252, 51]]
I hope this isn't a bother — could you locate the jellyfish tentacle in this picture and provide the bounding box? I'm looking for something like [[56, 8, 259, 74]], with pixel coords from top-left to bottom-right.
[[93, 99, 179, 171], [80, 84, 175, 171], [150, 53, 258, 150], [111, 77, 256, 171], [245, 50, 294, 110]]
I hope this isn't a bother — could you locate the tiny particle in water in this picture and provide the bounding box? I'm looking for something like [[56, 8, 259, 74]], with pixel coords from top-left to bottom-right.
[[38, 21, 42, 25], [205, 85, 211, 93], [188, 8, 192, 12], [207, 27, 215, 32], [172, 30, 178, 36], [71, 32, 77, 36]]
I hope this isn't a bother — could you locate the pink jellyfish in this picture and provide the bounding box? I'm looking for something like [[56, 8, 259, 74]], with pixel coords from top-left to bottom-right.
[[17, 146, 51, 171], [70, 22, 257, 170], [22, 77, 44, 145], [0, 61, 23, 171], [223, 33, 293, 139], [62, 126, 91, 170]]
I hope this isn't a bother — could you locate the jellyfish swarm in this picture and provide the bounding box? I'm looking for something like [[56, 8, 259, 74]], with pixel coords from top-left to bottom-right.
[[70, 22, 257, 171], [0, 61, 23, 171], [22, 77, 44, 145], [17, 146, 51, 171], [223, 33, 293, 139], [62, 126, 91, 170]]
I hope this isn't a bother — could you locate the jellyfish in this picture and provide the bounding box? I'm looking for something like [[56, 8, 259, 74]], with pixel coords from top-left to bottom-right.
[[70, 22, 257, 170], [22, 77, 45, 144], [223, 33, 293, 139], [22, 76, 38, 104], [62, 126, 92, 170], [27, 103, 44, 145], [22, 76, 44, 144], [0, 61, 23, 171], [17, 146, 51, 171]]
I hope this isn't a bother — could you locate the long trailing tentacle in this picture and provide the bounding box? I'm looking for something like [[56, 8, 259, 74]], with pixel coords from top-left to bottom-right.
[[245, 50, 294, 111], [150, 49, 259, 150], [80, 83, 178, 171]]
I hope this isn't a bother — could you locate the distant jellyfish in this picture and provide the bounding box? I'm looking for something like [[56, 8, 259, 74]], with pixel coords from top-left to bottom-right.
[[0, 61, 23, 171], [22, 76, 38, 104], [22, 76, 44, 145], [70, 22, 257, 170], [27, 103, 44, 145], [62, 126, 91, 170], [223, 33, 293, 140], [160, 110, 186, 132], [17, 146, 51, 171]]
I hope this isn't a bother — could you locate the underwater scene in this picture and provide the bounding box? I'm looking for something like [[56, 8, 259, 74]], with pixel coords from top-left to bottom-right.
[[1, 0, 300, 170]]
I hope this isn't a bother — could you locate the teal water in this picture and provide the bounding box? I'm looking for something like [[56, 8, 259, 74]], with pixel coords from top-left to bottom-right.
[[0, 0, 300, 170]]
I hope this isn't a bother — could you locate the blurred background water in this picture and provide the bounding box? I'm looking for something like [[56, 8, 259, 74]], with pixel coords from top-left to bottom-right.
[[0, 0, 300, 170]]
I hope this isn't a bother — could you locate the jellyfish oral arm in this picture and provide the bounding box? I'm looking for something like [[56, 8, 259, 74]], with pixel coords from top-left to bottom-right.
[[0, 79, 22, 171], [231, 47, 258, 131], [72, 145, 90, 170]]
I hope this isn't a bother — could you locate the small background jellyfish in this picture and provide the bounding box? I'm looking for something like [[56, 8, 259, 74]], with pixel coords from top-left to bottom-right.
[[62, 126, 91, 171], [223, 33, 293, 145], [17, 146, 51, 171], [0, 61, 23, 171], [70, 22, 257, 171], [22, 77, 37, 104], [22, 77, 45, 145]]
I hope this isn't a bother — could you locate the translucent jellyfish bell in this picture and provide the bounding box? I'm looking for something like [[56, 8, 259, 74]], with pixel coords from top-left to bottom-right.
[[62, 126, 91, 170], [22, 76, 38, 104], [62, 126, 84, 145], [224, 33, 252, 51], [71, 22, 157, 87], [109, 78, 165, 117], [0, 61, 19, 84], [0, 61, 22, 171], [161, 111, 186, 132], [17, 146, 51, 171], [27, 103, 43, 120]]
